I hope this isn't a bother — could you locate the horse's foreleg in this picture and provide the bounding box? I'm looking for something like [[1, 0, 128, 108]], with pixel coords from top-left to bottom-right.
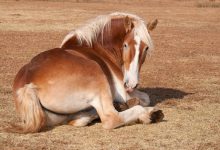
[[128, 89, 150, 106], [90, 93, 124, 129], [119, 106, 163, 125], [90, 92, 163, 129]]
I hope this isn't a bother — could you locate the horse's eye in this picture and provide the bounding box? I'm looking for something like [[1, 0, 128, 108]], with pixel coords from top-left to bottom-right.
[[145, 47, 149, 51], [123, 43, 128, 49]]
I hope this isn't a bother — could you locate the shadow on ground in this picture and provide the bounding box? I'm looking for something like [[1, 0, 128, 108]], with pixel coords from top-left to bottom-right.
[[140, 87, 192, 106]]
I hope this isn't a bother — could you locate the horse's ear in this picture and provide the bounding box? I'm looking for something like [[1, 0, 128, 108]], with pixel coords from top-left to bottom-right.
[[124, 16, 132, 32], [147, 19, 158, 31]]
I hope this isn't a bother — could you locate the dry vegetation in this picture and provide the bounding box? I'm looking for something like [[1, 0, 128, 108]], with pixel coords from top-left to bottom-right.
[[0, 0, 220, 149], [197, 0, 220, 8]]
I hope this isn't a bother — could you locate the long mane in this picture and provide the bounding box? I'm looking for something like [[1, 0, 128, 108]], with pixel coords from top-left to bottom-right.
[[60, 12, 153, 51]]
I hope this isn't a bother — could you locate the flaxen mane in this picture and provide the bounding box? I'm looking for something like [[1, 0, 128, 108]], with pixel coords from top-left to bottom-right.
[[60, 12, 153, 51]]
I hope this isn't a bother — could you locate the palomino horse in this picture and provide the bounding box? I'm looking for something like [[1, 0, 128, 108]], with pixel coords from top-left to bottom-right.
[[12, 12, 163, 133]]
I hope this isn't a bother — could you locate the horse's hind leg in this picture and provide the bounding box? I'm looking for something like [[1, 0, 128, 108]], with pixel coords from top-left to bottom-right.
[[67, 108, 98, 127], [45, 110, 69, 126]]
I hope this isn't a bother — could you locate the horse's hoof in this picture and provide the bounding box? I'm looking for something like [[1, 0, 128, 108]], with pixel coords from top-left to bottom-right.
[[113, 102, 129, 112], [126, 98, 140, 108], [113, 98, 141, 112], [150, 110, 164, 123]]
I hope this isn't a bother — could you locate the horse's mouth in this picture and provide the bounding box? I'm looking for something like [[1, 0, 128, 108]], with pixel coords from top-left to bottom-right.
[[125, 87, 134, 93], [124, 83, 139, 93]]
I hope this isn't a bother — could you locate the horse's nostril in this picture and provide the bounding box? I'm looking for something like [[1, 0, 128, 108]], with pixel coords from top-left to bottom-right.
[[124, 82, 128, 88], [134, 84, 139, 89]]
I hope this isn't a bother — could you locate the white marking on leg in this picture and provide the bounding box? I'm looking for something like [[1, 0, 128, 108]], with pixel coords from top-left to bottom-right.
[[119, 106, 156, 124], [72, 117, 93, 127], [119, 105, 146, 124]]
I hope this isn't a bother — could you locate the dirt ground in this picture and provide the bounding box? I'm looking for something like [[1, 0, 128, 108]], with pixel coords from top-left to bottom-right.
[[0, 0, 220, 149]]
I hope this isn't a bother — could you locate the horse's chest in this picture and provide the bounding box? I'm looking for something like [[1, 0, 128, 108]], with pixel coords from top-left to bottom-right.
[[112, 74, 127, 103]]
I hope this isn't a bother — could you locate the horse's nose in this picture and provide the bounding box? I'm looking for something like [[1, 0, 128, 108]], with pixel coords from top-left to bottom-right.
[[124, 81, 139, 89], [124, 81, 128, 88]]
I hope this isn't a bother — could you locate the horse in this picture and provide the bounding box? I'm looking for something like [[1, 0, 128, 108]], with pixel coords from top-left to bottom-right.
[[11, 12, 163, 133]]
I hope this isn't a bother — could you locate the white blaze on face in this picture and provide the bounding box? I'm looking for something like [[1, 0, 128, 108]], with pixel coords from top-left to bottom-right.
[[124, 35, 141, 89]]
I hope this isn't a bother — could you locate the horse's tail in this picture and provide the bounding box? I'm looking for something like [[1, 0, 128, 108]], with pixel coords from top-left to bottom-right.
[[9, 83, 46, 133]]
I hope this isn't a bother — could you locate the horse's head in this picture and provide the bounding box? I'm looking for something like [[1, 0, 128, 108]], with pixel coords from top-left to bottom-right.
[[122, 16, 158, 92], [60, 13, 158, 93]]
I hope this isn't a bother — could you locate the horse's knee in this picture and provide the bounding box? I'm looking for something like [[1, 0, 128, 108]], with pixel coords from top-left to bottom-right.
[[101, 113, 124, 129]]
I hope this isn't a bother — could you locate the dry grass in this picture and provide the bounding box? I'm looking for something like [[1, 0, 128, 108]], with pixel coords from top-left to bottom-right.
[[197, 1, 220, 8], [0, 0, 220, 149]]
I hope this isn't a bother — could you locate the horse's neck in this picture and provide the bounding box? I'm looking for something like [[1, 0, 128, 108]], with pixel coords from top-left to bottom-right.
[[62, 40, 123, 78], [66, 44, 124, 87], [62, 18, 126, 77], [92, 42, 122, 73]]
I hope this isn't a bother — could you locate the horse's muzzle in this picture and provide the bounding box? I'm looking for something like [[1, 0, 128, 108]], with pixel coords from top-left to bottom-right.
[[124, 82, 138, 93]]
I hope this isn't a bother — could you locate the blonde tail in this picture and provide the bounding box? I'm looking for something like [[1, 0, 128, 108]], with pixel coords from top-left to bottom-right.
[[10, 83, 46, 133]]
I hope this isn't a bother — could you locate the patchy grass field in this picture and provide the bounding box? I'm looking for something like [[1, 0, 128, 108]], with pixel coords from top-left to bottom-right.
[[0, 0, 220, 149]]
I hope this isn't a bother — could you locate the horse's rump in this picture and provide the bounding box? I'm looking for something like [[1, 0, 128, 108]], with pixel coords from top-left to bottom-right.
[[14, 48, 113, 113]]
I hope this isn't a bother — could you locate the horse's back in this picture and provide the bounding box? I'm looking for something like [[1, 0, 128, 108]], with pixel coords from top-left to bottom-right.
[[13, 48, 62, 94], [14, 48, 105, 84]]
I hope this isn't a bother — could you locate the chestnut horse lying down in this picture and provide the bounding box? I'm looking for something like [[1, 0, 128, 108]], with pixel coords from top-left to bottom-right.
[[11, 12, 164, 133]]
